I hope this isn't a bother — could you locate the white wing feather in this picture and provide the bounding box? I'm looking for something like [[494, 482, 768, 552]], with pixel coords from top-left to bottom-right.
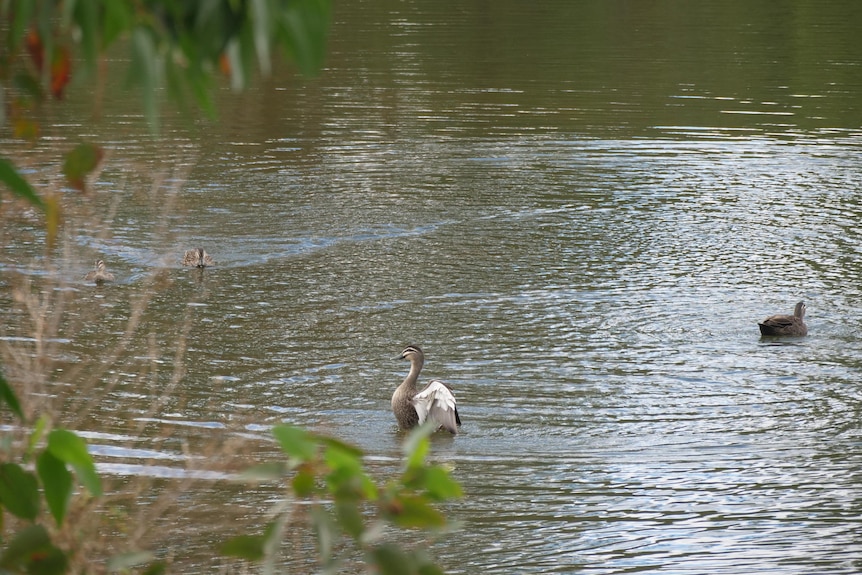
[[412, 380, 459, 434]]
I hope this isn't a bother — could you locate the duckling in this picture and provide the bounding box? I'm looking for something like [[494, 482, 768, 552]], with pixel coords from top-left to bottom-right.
[[392, 345, 461, 434], [182, 248, 214, 268], [84, 260, 115, 285], [759, 301, 808, 337]]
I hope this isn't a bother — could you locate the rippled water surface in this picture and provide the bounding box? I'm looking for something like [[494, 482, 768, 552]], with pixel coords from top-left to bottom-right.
[[3, 0, 862, 572]]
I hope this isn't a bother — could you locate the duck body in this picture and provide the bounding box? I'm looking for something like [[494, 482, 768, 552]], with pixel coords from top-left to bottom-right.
[[759, 301, 808, 337], [182, 248, 214, 268], [392, 345, 461, 434], [84, 260, 115, 284]]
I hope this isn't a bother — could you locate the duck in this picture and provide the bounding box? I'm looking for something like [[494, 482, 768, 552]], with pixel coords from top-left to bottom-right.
[[84, 260, 115, 284], [182, 248, 214, 268], [759, 301, 808, 337], [392, 345, 461, 434]]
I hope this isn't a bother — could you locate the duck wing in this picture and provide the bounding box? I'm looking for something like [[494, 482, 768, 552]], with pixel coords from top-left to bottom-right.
[[760, 314, 795, 330], [413, 379, 460, 434]]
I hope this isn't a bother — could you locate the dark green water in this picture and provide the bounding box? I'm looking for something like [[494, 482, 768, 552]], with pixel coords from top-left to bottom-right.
[[3, 0, 862, 572]]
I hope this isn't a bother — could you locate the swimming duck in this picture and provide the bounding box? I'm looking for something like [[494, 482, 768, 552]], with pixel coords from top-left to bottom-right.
[[392, 345, 461, 434], [182, 248, 214, 268], [758, 301, 808, 337], [84, 260, 115, 284]]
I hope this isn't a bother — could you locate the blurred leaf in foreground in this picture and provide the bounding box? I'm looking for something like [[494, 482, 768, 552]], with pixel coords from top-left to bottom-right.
[[0, 156, 45, 210], [62, 143, 104, 193]]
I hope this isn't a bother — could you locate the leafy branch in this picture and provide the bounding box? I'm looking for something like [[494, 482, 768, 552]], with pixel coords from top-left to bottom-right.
[[224, 424, 463, 575]]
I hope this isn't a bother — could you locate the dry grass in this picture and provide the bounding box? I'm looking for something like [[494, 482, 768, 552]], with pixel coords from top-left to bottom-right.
[[0, 157, 281, 572]]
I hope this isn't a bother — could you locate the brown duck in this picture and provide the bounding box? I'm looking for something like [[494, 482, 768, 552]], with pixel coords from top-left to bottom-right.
[[392, 345, 461, 434], [759, 301, 808, 337], [182, 248, 214, 268], [84, 260, 115, 284]]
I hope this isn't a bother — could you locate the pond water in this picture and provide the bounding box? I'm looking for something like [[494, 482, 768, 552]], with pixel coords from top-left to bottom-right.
[[3, 0, 862, 572]]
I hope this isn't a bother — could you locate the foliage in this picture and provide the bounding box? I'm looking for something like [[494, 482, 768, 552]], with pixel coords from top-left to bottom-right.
[[0, 0, 330, 240], [0, 372, 111, 575], [223, 423, 463, 574], [0, 0, 330, 131]]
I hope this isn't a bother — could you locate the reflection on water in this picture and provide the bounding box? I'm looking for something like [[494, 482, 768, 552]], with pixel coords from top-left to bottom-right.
[[4, 0, 862, 573]]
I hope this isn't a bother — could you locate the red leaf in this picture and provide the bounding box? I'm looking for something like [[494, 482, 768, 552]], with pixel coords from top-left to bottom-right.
[[51, 45, 72, 99], [26, 29, 43, 71], [219, 52, 231, 76]]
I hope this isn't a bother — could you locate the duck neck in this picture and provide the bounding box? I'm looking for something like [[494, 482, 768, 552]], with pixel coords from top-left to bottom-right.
[[401, 356, 423, 391]]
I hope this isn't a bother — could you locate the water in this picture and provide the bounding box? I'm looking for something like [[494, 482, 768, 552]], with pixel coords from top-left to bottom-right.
[[3, 0, 862, 572]]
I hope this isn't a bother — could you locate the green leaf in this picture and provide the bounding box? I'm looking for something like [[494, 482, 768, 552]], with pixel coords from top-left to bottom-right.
[[324, 441, 363, 474], [46, 429, 102, 496], [73, 0, 99, 77], [129, 26, 162, 133], [0, 524, 49, 567], [414, 466, 462, 501], [368, 543, 413, 575], [291, 465, 316, 497], [0, 370, 24, 420], [272, 425, 317, 461], [0, 463, 40, 520], [13, 72, 45, 101], [279, 0, 330, 76], [402, 423, 434, 470], [335, 499, 364, 539], [220, 534, 266, 561], [106, 551, 156, 572], [319, 435, 364, 459], [0, 524, 67, 574], [62, 143, 103, 192], [386, 495, 445, 530], [8, 0, 36, 53], [326, 465, 377, 502], [37, 450, 73, 525], [102, 1, 132, 47], [402, 466, 462, 501], [417, 559, 446, 575], [141, 561, 168, 575], [27, 414, 50, 462], [0, 157, 45, 211], [25, 544, 67, 574]]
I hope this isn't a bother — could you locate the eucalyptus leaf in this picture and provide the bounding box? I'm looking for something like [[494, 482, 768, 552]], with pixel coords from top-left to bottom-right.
[[0, 524, 66, 574], [0, 370, 24, 420], [368, 543, 413, 575], [73, 0, 99, 76], [0, 157, 45, 210], [402, 423, 434, 469], [272, 425, 317, 461], [46, 428, 102, 496], [335, 499, 365, 539], [220, 534, 266, 561], [386, 495, 445, 530], [62, 143, 103, 192], [0, 463, 40, 520], [417, 466, 462, 501], [36, 450, 72, 525]]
